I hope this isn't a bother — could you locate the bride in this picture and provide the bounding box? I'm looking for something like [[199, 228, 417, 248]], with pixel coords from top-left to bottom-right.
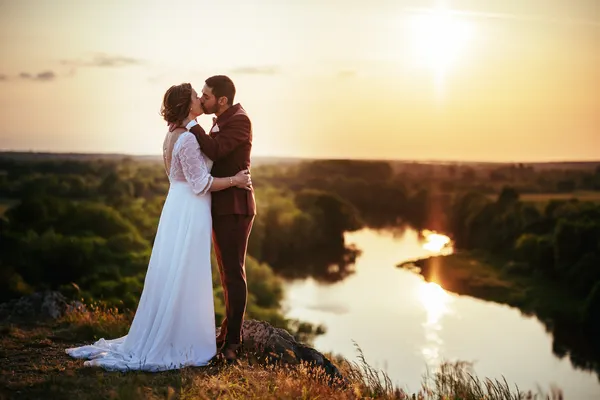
[[65, 83, 252, 371]]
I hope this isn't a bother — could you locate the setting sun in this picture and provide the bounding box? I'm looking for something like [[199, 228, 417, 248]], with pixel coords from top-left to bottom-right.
[[407, 7, 474, 93]]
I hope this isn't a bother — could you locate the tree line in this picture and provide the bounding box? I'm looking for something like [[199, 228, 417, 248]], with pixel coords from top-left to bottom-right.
[[1, 156, 599, 336]]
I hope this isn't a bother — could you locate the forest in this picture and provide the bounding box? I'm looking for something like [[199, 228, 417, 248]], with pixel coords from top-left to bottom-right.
[[1, 153, 599, 342]]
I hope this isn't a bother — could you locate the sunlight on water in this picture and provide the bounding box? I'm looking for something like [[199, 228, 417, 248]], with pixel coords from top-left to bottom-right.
[[418, 282, 452, 365], [283, 229, 600, 398], [418, 231, 454, 365], [421, 229, 453, 254]]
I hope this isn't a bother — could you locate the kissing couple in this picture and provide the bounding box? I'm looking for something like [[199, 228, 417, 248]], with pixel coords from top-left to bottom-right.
[[66, 75, 256, 370]]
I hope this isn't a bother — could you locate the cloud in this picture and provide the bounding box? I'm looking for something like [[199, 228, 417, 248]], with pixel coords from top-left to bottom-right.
[[229, 66, 280, 75], [61, 54, 144, 68], [35, 71, 56, 81], [19, 71, 56, 81]]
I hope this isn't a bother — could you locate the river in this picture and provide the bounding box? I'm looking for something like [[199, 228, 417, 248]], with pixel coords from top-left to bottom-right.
[[282, 228, 600, 399]]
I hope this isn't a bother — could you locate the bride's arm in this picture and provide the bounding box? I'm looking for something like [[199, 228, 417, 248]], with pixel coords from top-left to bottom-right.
[[179, 133, 249, 194]]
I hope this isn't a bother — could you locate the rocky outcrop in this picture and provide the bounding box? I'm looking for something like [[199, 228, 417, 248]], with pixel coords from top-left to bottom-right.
[[226, 320, 344, 383], [0, 291, 83, 321]]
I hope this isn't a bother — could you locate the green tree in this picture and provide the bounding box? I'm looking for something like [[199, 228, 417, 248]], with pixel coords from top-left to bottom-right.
[[583, 282, 600, 334]]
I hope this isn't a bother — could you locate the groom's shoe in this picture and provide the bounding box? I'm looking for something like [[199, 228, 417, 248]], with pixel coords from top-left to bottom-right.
[[221, 343, 241, 364]]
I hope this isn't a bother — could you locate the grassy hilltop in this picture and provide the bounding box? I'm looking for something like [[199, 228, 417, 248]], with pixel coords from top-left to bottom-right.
[[0, 304, 559, 400]]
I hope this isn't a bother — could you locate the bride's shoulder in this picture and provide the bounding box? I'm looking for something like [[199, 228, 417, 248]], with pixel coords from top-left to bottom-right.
[[170, 127, 187, 135], [164, 128, 188, 144], [174, 131, 199, 149], [166, 128, 186, 139], [179, 130, 196, 141]]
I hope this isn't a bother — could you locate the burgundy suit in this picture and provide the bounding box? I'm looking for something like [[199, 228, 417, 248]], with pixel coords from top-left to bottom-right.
[[189, 103, 256, 345]]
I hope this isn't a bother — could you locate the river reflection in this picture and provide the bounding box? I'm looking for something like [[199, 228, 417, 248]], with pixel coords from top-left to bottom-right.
[[419, 282, 451, 366], [282, 229, 600, 399]]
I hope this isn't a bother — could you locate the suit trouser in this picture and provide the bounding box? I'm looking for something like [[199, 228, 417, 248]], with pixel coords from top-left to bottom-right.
[[212, 213, 254, 345]]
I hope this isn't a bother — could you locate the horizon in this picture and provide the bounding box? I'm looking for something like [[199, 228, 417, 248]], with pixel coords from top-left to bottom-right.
[[1, 0, 598, 161], [2, 149, 599, 166]]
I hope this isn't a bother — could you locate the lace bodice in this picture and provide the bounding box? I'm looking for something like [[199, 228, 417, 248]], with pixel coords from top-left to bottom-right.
[[166, 132, 214, 195]]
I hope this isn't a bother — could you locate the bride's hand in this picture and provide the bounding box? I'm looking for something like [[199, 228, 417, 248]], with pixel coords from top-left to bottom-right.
[[232, 169, 252, 190]]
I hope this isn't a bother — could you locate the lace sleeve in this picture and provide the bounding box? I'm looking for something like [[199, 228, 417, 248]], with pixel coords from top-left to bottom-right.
[[177, 133, 214, 195]]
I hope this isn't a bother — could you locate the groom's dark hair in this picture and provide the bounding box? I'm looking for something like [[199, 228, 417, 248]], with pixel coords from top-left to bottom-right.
[[205, 75, 236, 105]]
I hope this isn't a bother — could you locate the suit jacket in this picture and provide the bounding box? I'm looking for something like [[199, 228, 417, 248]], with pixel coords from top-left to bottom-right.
[[189, 104, 256, 216]]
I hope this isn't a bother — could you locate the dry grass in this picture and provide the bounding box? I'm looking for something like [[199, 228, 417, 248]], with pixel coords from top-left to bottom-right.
[[0, 307, 563, 400], [53, 302, 133, 342]]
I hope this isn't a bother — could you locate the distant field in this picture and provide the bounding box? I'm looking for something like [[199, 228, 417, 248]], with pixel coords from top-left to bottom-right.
[[520, 191, 600, 203], [1, 151, 598, 169], [486, 191, 600, 204], [481, 191, 600, 204]]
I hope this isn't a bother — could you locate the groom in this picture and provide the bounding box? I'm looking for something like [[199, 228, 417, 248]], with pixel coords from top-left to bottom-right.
[[183, 75, 256, 362]]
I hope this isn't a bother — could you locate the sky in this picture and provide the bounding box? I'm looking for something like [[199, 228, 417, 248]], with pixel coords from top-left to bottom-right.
[[0, 0, 599, 162]]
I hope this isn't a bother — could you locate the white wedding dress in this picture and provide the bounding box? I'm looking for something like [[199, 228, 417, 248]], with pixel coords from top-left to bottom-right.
[[66, 131, 217, 371]]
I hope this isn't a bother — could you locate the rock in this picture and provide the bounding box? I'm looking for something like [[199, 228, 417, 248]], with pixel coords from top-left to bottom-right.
[[219, 319, 345, 383], [0, 291, 84, 321]]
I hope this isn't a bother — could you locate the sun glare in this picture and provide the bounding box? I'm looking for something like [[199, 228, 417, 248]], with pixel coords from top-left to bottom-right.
[[407, 7, 474, 96], [419, 282, 450, 320], [421, 230, 453, 254], [418, 282, 451, 364]]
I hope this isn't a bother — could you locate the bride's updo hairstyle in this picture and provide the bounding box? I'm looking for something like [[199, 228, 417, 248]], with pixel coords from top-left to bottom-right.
[[160, 83, 192, 127]]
